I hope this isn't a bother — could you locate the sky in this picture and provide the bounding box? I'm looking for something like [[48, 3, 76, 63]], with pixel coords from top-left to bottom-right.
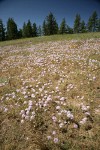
[[0, 0, 100, 29]]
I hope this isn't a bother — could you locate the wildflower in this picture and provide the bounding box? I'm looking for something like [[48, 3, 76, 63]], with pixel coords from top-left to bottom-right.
[[85, 112, 90, 116], [24, 95, 28, 99], [81, 105, 90, 111], [79, 117, 87, 124], [39, 88, 43, 92], [25, 115, 29, 120], [58, 112, 61, 115], [28, 100, 33, 106], [31, 88, 35, 92], [16, 89, 20, 92], [52, 116, 57, 122], [4, 108, 8, 112], [30, 115, 35, 121], [20, 110, 25, 114], [22, 91, 26, 95], [56, 87, 59, 90], [56, 106, 60, 110], [93, 76, 96, 80], [21, 119, 24, 124], [28, 105, 32, 110], [60, 97, 65, 101], [22, 114, 25, 118], [43, 103, 47, 107], [66, 111, 74, 119], [73, 123, 78, 129], [54, 138, 59, 143], [26, 110, 30, 115], [59, 123, 64, 128], [31, 94, 35, 98], [47, 136, 52, 140], [23, 101, 27, 104], [32, 111, 35, 115], [47, 96, 52, 101], [52, 131, 56, 135], [26, 137, 29, 140]]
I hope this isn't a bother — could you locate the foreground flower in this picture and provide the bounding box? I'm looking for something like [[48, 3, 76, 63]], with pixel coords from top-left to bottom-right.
[[54, 138, 59, 143], [21, 119, 24, 124], [47, 136, 52, 140]]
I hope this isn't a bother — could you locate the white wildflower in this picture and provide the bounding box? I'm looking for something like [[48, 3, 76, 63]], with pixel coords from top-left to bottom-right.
[[47, 136, 52, 140], [73, 123, 78, 129], [54, 138, 59, 143], [30, 115, 35, 121], [59, 123, 64, 128], [21, 119, 24, 124], [31, 94, 35, 98], [52, 131, 56, 135], [52, 116, 57, 122], [60, 97, 65, 101], [56, 106, 60, 110]]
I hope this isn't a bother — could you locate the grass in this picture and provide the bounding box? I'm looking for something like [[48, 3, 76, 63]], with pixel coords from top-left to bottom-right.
[[0, 32, 100, 47], [0, 33, 100, 150]]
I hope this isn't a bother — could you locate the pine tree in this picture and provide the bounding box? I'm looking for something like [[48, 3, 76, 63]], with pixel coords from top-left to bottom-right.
[[66, 26, 73, 34], [74, 14, 81, 33], [26, 20, 33, 37], [92, 11, 98, 32], [22, 20, 32, 38], [0, 19, 5, 41], [22, 22, 27, 37], [59, 18, 67, 34], [32, 23, 37, 37], [7, 18, 18, 40], [97, 19, 100, 32], [87, 17, 93, 32], [42, 20, 47, 35], [18, 29, 22, 39], [87, 11, 98, 32], [80, 20, 86, 33], [37, 25, 42, 36], [45, 12, 58, 35]]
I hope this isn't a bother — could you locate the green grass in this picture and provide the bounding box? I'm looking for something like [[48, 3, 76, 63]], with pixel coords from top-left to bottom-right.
[[0, 32, 100, 47]]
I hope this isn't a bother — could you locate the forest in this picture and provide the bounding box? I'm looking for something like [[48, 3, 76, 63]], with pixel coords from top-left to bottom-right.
[[0, 11, 100, 41]]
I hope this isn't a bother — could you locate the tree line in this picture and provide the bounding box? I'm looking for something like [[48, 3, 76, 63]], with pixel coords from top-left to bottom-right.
[[0, 11, 100, 41]]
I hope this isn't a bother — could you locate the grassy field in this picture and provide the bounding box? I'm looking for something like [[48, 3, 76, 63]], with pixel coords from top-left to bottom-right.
[[0, 33, 100, 150], [0, 32, 100, 47]]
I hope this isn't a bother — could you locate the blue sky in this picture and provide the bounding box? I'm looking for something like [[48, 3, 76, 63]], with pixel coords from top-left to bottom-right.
[[0, 0, 100, 29]]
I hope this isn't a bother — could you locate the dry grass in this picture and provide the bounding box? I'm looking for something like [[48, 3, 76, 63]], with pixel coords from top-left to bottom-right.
[[0, 34, 100, 150]]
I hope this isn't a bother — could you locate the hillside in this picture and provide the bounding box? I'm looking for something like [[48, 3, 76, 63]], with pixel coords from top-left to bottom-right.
[[0, 33, 100, 150]]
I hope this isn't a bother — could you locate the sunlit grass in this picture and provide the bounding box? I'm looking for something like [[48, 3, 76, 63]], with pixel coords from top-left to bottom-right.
[[0, 32, 100, 47]]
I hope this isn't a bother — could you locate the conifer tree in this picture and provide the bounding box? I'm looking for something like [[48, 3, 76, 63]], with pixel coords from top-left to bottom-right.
[[80, 20, 86, 33], [37, 25, 42, 36], [26, 20, 33, 37], [18, 29, 22, 39], [42, 20, 47, 35], [7, 18, 18, 40], [92, 11, 98, 32], [22, 22, 27, 37], [45, 12, 58, 35], [0, 19, 5, 41], [66, 26, 73, 34], [59, 18, 67, 34], [87, 11, 98, 32], [32, 23, 37, 37], [97, 19, 100, 32], [74, 14, 81, 33], [87, 17, 93, 32]]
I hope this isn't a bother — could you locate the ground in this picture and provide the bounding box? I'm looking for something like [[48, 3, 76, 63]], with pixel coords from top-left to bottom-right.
[[0, 34, 100, 150]]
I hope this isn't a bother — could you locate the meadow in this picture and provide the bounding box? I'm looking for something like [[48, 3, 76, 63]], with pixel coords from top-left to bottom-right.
[[0, 33, 100, 150]]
